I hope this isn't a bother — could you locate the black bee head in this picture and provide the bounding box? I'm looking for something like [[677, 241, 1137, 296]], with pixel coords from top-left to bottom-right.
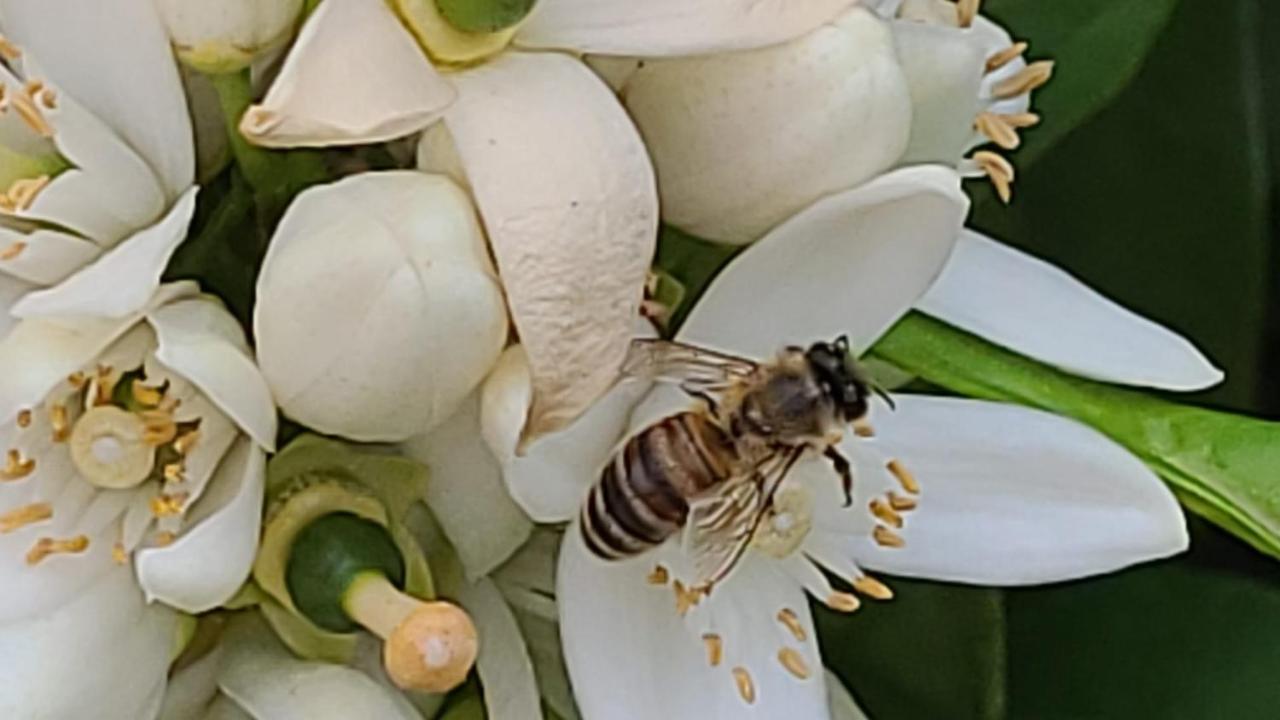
[[805, 335, 872, 422]]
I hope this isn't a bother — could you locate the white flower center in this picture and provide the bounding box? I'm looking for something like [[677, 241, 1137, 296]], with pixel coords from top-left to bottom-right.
[[69, 406, 155, 489]]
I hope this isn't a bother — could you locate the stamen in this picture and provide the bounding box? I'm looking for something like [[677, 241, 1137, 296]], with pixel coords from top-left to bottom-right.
[[112, 542, 128, 564], [672, 580, 704, 616], [702, 633, 723, 667], [955, 0, 980, 28], [825, 591, 861, 613], [647, 564, 670, 586], [1, 449, 35, 480], [93, 364, 116, 405], [0, 35, 21, 61], [971, 151, 1015, 204], [985, 41, 1028, 73], [869, 498, 905, 528], [873, 525, 906, 548], [26, 535, 88, 564], [67, 371, 87, 389], [1000, 112, 1042, 129], [0, 241, 26, 260], [163, 463, 185, 483], [8, 90, 53, 137], [852, 575, 894, 601], [732, 667, 756, 704], [5, 175, 50, 212], [149, 492, 188, 518], [50, 403, 70, 442], [140, 409, 177, 446], [777, 608, 807, 642], [0, 502, 52, 533], [975, 111, 1020, 150], [777, 647, 811, 680], [130, 379, 165, 407], [852, 419, 875, 438], [992, 60, 1055, 99], [888, 492, 918, 512], [154, 530, 176, 547], [15, 409, 31, 429], [173, 429, 200, 456], [886, 459, 920, 495]]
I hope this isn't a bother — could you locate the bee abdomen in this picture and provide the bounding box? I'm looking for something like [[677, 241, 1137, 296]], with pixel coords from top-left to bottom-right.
[[581, 413, 730, 561]]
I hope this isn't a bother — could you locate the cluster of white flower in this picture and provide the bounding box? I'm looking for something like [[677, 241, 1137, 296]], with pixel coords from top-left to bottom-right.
[[0, 1, 1222, 719]]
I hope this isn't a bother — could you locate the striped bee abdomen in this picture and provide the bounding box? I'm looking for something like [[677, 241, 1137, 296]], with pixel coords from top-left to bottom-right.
[[581, 412, 734, 560]]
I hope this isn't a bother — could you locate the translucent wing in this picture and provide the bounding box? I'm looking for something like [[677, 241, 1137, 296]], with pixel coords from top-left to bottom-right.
[[682, 447, 805, 593], [620, 338, 758, 399]]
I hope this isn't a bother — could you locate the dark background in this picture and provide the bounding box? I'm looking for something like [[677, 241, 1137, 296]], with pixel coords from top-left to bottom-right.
[[823, 1, 1280, 717]]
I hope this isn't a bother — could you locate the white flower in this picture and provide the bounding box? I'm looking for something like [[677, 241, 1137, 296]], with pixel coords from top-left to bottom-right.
[[477, 167, 1187, 719], [155, 0, 305, 73], [254, 171, 508, 442], [0, 283, 276, 719]]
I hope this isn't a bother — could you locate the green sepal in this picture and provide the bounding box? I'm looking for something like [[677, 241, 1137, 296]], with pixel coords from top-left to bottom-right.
[[286, 513, 406, 633], [434, 0, 536, 34]]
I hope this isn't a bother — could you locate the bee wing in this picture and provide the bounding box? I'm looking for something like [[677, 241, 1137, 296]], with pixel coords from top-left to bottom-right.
[[621, 338, 759, 398], [682, 447, 805, 592]]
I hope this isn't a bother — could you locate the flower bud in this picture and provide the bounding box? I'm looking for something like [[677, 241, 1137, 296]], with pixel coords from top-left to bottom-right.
[[255, 171, 508, 442], [156, 0, 305, 74], [617, 6, 911, 244]]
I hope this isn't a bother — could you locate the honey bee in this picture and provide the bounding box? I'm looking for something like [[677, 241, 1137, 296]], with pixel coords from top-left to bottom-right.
[[580, 335, 885, 594]]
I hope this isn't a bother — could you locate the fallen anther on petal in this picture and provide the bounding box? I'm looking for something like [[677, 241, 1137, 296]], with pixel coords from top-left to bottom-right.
[[0, 241, 26, 260], [853, 575, 895, 601], [826, 591, 861, 613], [975, 111, 1020, 150], [1000, 111, 1041, 129], [888, 492, 918, 512], [732, 667, 756, 704], [0, 502, 52, 533], [971, 151, 1015, 204], [16, 409, 31, 428], [26, 535, 88, 564], [673, 580, 703, 616], [1, 449, 35, 480], [955, 0, 980, 28], [50, 404, 70, 442], [0, 36, 21, 61], [647, 564, 670, 586], [869, 499, 905, 528], [992, 60, 1055, 99], [112, 542, 128, 564], [153, 530, 176, 547], [777, 647, 811, 680], [777, 607, 807, 642], [873, 525, 906, 548], [985, 41, 1028, 73], [702, 633, 724, 667], [7, 175, 50, 212], [886, 459, 921, 495]]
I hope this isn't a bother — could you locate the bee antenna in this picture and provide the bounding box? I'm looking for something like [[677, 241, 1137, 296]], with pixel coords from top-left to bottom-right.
[[834, 334, 850, 352], [872, 383, 896, 411]]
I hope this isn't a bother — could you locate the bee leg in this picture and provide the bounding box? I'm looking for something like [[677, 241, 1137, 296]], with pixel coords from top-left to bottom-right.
[[824, 446, 854, 507]]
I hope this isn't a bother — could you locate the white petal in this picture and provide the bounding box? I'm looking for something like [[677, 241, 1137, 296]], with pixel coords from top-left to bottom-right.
[[13, 188, 198, 320], [0, 314, 136, 423], [827, 670, 870, 720], [0, 273, 33, 338], [254, 172, 507, 442], [401, 394, 533, 580], [515, 0, 856, 55], [457, 578, 541, 720], [136, 438, 264, 613], [856, 395, 1188, 584], [480, 345, 650, 523], [0, 0, 194, 198], [678, 166, 968, 358], [917, 231, 1224, 390], [0, 223, 100, 286], [437, 51, 657, 440], [148, 297, 278, 450], [559, 530, 828, 719], [619, 7, 911, 244], [0, 563, 177, 719], [891, 19, 987, 164], [241, 0, 455, 147], [159, 644, 225, 720], [218, 614, 423, 720]]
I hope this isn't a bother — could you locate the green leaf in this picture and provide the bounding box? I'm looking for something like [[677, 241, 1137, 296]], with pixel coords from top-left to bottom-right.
[[871, 312, 1280, 560], [817, 581, 1005, 720], [982, 0, 1180, 168]]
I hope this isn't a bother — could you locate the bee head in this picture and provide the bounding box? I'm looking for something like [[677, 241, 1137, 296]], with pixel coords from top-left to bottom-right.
[[805, 335, 872, 422]]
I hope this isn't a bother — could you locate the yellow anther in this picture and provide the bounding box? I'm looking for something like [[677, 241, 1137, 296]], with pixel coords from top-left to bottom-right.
[[93, 364, 116, 405], [130, 379, 166, 407], [971, 150, 1015, 204], [26, 535, 88, 564], [112, 542, 128, 564], [985, 41, 1028, 73], [50, 403, 70, 442], [852, 418, 875, 438], [1, 449, 35, 480], [777, 647, 811, 680], [8, 90, 53, 137], [992, 60, 1055, 99], [888, 492, 918, 512], [140, 409, 177, 447], [975, 111, 1020, 150], [672, 580, 703, 616], [886, 459, 921, 495], [732, 667, 756, 704], [6, 175, 50, 212], [0, 502, 52, 533], [702, 633, 723, 667], [955, 0, 980, 28], [149, 492, 188, 518], [646, 564, 669, 586], [0, 36, 21, 61], [154, 530, 176, 547], [1001, 112, 1042, 129], [826, 591, 861, 613], [162, 463, 185, 483], [852, 575, 895, 601], [869, 499, 905, 528], [0, 241, 26, 260], [173, 429, 200, 456], [777, 607, 807, 642], [67, 371, 87, 389], [15, 409, 31, 429], [873, 525, 906, 548]]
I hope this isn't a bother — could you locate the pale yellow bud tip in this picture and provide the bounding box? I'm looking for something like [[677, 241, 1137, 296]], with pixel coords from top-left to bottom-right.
[[384, 600, 479, 693]]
